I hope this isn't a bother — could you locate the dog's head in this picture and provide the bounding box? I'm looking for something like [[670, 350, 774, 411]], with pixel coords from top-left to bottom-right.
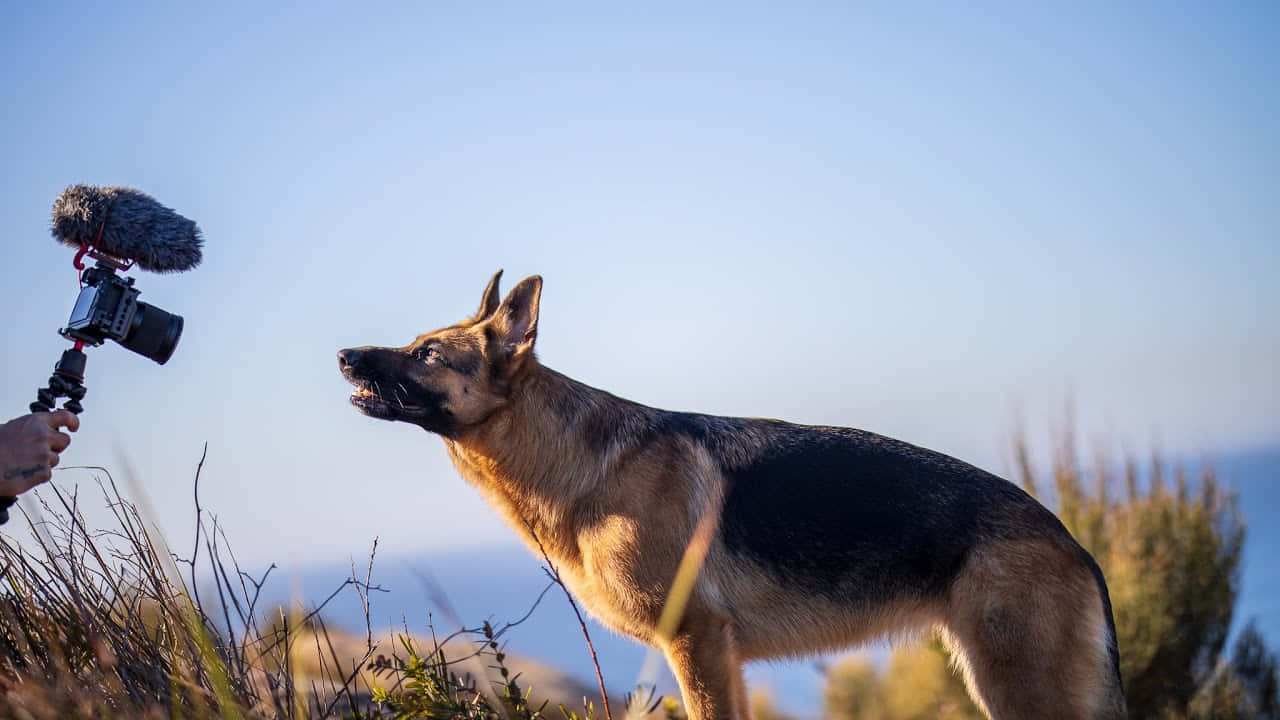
[[337, 270, 541, 436]]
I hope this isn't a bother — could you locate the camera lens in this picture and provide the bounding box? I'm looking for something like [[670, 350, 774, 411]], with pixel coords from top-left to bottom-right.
[[121, 301, 184, 364]]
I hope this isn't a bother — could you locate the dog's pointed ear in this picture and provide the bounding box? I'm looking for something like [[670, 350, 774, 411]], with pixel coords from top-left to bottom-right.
[[471, 269, 504, 323], [489, 275, 542, 362]]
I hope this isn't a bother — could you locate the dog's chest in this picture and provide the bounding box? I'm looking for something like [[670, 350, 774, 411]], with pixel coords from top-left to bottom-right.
[[444, 442, 667, 641]]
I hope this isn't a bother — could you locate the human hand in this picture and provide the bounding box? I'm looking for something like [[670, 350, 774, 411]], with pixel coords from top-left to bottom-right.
[[0, 411, 80, 496]]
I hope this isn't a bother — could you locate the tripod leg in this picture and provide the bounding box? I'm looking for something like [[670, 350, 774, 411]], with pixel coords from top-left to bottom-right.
[[5, 350, 88, 524]]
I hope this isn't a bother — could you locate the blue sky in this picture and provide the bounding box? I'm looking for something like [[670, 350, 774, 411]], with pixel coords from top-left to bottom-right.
[[1, 1, 1276, 571]]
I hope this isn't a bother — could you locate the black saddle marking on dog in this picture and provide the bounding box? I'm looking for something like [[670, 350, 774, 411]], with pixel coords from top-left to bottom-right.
[[714, 423, 1044, 601]]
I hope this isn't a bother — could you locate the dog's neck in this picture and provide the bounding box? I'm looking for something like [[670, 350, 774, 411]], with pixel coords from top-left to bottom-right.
[[442, 362, 626, 564]]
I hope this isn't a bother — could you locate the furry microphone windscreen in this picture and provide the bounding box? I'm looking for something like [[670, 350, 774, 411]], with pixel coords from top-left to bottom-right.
[[50, 185, 203, 273]]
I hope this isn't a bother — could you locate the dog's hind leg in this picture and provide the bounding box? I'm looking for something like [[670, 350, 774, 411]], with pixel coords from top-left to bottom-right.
[[663, 614, 749, 720], [942, 539, 1127, 720]]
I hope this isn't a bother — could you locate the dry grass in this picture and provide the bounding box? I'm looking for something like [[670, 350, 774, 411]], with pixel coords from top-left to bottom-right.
[[0, 454, 667, 720]]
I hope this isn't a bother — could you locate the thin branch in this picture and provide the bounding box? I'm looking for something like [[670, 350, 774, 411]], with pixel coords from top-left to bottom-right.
[[521, 517, 613, 720]]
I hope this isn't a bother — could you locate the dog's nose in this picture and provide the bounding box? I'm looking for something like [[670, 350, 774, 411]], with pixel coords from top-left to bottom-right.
[[338, 348, 362, 370]]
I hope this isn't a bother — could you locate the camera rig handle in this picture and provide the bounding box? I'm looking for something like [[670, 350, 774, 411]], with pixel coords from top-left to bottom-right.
[[0, 349, 88, 524], [30, 348, 88, 416]]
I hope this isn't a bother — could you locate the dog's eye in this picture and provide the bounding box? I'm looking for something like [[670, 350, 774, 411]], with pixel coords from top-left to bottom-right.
[[415, 346, 443, 364]]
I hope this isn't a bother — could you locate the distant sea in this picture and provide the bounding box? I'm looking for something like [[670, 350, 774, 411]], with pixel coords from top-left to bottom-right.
[[272, 446, 1279, 719]]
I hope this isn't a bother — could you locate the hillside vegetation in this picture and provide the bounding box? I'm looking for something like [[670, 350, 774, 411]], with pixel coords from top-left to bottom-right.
[[0, 465, 665, 720]]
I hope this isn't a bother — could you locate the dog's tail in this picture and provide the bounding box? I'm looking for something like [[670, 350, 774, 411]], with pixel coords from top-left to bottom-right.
[[1083, 550, 1128, 718]]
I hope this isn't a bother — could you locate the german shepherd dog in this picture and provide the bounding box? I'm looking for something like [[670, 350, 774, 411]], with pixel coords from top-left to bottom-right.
[[338, 271, 1126, 720]]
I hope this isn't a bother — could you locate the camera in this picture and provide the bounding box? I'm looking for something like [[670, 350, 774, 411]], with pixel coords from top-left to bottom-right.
[[63, 262, 184, 365]]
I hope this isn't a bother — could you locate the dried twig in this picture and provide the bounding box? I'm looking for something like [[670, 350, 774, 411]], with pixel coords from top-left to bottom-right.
[[521, 516, 613, 720]]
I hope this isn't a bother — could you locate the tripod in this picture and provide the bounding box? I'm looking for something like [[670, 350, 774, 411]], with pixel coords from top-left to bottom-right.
[[0, 349, 87, 524]]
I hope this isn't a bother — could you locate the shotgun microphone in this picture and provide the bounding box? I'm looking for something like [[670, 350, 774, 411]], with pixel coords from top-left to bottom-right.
[[51, 184, 203, 273]]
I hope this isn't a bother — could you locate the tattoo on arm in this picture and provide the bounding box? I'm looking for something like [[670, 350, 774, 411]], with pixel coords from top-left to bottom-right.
[[2, 466, 44, 480]]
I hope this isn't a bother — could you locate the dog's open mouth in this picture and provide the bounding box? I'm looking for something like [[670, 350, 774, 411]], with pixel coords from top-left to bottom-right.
[[348, 382, 425, 418], [349, 386, 383, 411]]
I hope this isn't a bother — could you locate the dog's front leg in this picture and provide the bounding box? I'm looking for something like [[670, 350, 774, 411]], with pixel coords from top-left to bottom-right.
[[663, 616, 748, 720]]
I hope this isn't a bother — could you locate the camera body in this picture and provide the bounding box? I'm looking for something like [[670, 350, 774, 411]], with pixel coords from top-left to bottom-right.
[[63, 262, 184, 365]]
